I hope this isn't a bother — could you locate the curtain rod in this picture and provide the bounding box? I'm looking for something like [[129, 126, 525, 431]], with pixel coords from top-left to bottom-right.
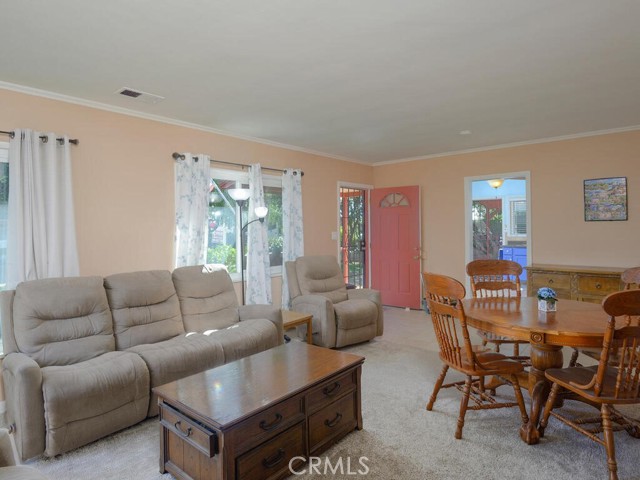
[[0, 130, 79, 145], [172, 152, 303, 176]]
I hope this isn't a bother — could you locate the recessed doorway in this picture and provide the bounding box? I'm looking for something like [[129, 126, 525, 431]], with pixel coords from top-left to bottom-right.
[[465, 172, 531, 286]]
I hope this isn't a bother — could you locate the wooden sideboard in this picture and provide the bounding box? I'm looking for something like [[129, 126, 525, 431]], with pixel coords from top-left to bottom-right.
[[526, 264, 626, 303]]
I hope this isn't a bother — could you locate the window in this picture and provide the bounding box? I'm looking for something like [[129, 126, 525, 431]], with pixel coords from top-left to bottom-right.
[[509, 199, 527, 236], [206, 168, 283, 278]]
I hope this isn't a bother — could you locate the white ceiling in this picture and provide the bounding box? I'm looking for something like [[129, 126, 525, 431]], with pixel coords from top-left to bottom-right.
[[1, 1, 639, 164]]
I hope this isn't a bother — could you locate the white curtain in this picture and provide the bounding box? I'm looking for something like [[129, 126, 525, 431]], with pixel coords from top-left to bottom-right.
[[246, 164, 272, 304], [174, 153, 210, 267], [281, 169, 304, 309], [6, 129, 79, 288]]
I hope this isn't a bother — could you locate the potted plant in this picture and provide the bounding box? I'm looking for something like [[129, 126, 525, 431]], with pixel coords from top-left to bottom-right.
[[537, 287, 557, 312]]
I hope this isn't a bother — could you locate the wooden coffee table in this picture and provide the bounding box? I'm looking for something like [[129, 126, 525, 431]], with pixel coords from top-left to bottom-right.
[[153, 342, 364, 480]]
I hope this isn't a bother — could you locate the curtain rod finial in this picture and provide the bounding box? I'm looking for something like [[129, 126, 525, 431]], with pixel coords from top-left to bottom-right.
[[172, 152, 185, 161]]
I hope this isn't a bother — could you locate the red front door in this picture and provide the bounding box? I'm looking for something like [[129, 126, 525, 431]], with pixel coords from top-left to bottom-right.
[[370, 185, 421, 309]]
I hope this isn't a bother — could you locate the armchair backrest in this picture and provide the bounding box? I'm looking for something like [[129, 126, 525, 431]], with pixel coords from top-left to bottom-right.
[[8, 276, 115, 366], [172, 265, 240, 332], [290, 255, 348, 304]]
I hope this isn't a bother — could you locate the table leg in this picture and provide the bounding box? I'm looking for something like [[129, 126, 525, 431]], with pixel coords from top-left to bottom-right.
[[519, 343, 563, 445], [306, 318, 313, 344]]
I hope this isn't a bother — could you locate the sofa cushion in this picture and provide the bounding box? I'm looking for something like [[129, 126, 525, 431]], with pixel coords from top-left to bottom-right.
[[202, 319, 280, 363], [12, 277, 114, 367], [41, 351, 149, 456], [104, 270, 184, 350], [295, 255, 348, 303], [334, 299, 378, 330], [127, 334, 226, 416], [172, 265, 240, 332]]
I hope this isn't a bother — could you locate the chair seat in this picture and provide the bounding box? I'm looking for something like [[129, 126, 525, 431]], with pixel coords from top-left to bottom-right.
[[442, 350, 525, 376], [545, 365, 639, 403]]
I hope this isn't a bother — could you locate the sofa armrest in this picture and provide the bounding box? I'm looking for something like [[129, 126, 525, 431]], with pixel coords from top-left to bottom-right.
[[2, 353, 45, 461], [0, 428, 16, 467], [238, 305, 284, 341], [291, 295, 337, 348], [347, 288, 384, 336]]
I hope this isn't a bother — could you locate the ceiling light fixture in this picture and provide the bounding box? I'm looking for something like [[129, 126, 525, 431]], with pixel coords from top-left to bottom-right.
[[487, 179, 505, 189]]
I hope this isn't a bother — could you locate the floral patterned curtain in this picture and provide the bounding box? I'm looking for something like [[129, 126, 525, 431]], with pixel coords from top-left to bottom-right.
[[174, 153, 209, 267], [281, 169, 304, 309], [246, 163, 272, 304]]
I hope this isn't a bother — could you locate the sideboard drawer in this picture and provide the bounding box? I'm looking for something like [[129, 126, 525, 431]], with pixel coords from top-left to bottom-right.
[[160, 403, 217, 458], [308, 392, 357, 453], [577, 275, 621, 295], [306, 370, 356, 413], [530, 272, 571, 291], [236, 423, 305, 480]]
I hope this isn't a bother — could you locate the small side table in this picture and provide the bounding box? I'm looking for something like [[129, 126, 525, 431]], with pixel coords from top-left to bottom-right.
[[282, 310, 313, 344]]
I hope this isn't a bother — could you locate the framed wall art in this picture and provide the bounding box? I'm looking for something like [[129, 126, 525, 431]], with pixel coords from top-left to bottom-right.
[[583, 177, 628, 221]]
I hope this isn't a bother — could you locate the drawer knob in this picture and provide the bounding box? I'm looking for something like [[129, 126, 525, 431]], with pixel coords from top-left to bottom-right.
[[322, 382, 341, 396], [596, 283, 602, 289], [262, 448, 285, 469], [259, 413, 283, 431], [548, 279, 554, 284], [174, 421, 192, 438], [324, 412, 343, 428]]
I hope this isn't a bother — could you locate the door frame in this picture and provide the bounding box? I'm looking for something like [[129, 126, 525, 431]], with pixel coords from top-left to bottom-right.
[[337, 181, 373, 287], [464, 171, 532, 290]]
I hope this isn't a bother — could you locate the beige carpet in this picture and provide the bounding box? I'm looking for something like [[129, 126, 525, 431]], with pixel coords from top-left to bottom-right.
[[25, 307, 640, 480]]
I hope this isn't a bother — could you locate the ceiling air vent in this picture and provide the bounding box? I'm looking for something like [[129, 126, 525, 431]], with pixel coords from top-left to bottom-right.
[[115, 87, 165, 104]]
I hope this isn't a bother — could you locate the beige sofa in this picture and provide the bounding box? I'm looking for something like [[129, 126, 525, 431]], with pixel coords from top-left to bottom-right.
[[0, 265, 283, 462]]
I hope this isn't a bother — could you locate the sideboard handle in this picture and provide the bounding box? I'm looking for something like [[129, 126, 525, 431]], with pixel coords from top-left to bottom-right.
[[259, 413, 283, 431], [548, 279, 554, 284], [262, 448, 285, 468], [174, 421, 192, 438], [323, 382, 341, 396], [596, 283, 602, 289], [324, 412, 343, 428]]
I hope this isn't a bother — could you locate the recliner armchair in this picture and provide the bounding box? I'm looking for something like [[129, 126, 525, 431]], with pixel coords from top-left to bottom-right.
[[285, 255, 383, 348]]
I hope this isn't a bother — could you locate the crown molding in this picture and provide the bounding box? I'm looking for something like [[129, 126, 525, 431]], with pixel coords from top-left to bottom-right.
[[373, 125, 640, 167], [0, 81, 367, 165]]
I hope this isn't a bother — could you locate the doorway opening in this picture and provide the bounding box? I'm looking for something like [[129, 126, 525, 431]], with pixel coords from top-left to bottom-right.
[[339, 186, 368, 288], [465, 173, 531, 286]]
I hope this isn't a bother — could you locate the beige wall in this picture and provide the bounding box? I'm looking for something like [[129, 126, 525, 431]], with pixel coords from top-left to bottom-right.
[[0, 88, 374, 301], [373, 131, 640, 282]]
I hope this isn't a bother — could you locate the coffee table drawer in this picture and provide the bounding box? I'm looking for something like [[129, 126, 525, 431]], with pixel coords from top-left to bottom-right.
[[236, 423, 305, 480], [308, 392, 357, 452], [160, 403, 217, 457], [307, 370, 356, 412], [233, 394, 304, 449]]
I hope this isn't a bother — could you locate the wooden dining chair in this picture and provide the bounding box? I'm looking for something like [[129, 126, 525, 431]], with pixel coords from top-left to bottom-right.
[[466, 259, 528, 357], [423, 272, 529, 439], [570, 265, 640, 367], [539, 289, 640, 480]]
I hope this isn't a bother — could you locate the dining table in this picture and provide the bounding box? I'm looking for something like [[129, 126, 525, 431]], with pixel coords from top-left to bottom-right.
[[461, 296, 609, 445]]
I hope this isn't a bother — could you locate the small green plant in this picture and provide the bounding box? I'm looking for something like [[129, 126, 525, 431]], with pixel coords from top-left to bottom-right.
[[207, 244, 237, 273]]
